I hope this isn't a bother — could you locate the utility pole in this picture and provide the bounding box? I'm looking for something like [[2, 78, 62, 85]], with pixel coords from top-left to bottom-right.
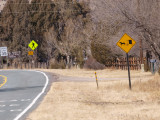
[[137, 0, 140, 14], [139, 38, 143, 64]]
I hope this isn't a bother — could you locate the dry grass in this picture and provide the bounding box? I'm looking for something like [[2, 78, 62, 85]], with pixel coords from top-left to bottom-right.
[[27, 69, 160, 120], [37, 68, 152, 78]]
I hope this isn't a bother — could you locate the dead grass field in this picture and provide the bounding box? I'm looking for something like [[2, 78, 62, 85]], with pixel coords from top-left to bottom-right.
[[27, 69, 160, 120], [37, 68, 153, 78]]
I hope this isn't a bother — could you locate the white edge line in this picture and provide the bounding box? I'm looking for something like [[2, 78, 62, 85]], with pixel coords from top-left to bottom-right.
[[13, 70, 49, 120]]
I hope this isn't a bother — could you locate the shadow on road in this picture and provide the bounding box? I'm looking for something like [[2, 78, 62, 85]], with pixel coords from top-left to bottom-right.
[[0, 86, 43, 92]]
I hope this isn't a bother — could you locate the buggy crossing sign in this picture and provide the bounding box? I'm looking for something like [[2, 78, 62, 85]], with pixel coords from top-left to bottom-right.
[[116, 33, 136, 90], [116, 33, 136, 53]]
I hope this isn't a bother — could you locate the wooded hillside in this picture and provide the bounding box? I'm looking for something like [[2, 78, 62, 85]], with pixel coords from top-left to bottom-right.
[[0, 0, 160, 68]]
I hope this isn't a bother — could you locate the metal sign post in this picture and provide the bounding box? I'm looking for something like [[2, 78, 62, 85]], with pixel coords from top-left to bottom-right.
[[1, 56, 3, 69], [117, 33, 136, 90], [150, 59, 156, 74], [126, 53, 131, 89], [0, 47, 8, 69], [0, 48, 1, 68]]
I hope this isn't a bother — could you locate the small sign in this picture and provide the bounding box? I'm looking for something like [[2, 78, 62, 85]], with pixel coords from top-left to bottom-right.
[[0, 47, 8, 56], [28, 40, 38, 51], [117, 33, 136, 53], [28, 51, 34, 56], [8, 51, 21, 58], [150, 59, 156, 63]]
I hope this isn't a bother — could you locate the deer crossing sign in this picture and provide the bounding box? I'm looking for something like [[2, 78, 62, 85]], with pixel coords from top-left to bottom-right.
[[117, 33, 136, 53]]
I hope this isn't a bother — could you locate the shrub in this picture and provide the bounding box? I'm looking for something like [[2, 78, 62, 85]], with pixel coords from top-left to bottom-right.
[[91, 40, 113, 65], [83, 57, 105, 70], [49, 59, 66, 69], [71, 47, 85, 68], [144, 61, 150, 72]]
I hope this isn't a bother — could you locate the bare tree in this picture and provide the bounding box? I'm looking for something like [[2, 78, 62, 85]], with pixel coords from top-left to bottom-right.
[[90, 0, 160, 59]]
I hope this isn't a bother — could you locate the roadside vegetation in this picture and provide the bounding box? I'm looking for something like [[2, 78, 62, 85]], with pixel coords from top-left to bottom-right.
[[27, 69, 160, 120], [1, 0, 159, 70]]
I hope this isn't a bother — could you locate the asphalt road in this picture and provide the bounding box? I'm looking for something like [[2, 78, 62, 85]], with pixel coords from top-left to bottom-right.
[[0, 70, 51, 120]]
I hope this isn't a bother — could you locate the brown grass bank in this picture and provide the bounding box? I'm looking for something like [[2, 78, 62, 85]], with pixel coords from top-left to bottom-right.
[[27, 69, 160, 120]]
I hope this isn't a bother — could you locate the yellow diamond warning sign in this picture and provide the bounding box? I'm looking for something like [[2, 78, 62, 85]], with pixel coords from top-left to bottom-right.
[[117, 33, 136, 53], [28, 40, 38, 51]]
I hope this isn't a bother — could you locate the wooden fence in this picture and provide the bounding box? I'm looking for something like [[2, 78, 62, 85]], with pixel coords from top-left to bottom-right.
[[105, 57, 141, 70], [0, 57, 142, 70], [0, 62, 49, 69]]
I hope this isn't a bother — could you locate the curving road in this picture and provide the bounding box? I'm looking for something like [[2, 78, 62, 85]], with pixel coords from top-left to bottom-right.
[[0, 70, 50, 120]]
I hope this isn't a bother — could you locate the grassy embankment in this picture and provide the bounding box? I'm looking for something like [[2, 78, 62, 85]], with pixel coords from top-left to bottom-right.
[[27, 69, 160, 120]]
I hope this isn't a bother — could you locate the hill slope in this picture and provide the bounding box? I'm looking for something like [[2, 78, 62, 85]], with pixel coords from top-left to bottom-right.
[[0, 0, 160, 67]]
